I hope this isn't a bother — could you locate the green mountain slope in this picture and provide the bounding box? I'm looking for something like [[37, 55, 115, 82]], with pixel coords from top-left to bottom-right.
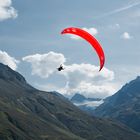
[[0, 63, 140, 140]]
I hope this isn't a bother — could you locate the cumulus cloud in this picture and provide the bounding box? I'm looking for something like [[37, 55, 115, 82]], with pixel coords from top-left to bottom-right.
[[22, 51, 66, 78], [0, 0, 17, 21], [70, 27, 98, 40], [23, 51, 117, 98], [0, 50, 19, 70], [121, 32, 133, 40], [59, 64, 115, 98]]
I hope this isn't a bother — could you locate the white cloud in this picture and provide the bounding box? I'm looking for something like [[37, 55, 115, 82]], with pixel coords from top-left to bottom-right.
[[70, 27, 98, 40], [23, 52, 117, 98], [22, 51, 66, 78], [121, 32, 133, 40], [98, 1, 140, 18], [108, 23, 120, 29], [0, 50, 19, 70], [0, 0, 17, 21], [58, 64, 115, 98], [74, 100, 104, 108]]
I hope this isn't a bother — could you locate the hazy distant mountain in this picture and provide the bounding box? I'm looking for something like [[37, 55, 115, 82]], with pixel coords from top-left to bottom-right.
[[71, 93, 103, 114], [71, 93, 101, 103], [71, 93, 86, 103], [0, 63, 140, 140], [94, 76, 140, 133]]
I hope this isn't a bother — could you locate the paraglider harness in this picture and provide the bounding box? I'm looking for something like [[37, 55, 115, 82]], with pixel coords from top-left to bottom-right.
[[57, 64, 64, 71]]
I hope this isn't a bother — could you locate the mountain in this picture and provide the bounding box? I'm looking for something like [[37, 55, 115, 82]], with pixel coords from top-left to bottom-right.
[[71, 93, 86, 103], [0, 63, 140, 140], [71, 93, 103, 114], [94, 76, 140, 133], [71, 93, 101, 103]]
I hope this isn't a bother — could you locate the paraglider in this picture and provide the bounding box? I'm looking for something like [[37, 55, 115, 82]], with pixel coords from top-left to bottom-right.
[[57, 64, 65, 71], [61, 27, 105, 71]]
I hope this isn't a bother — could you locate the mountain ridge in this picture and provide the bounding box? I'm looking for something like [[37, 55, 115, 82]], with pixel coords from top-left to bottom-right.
[[0, 63, 140, 140], [71, 93, 101, 103], [71, 93, 103, 114], [94, 76, 140, 133]]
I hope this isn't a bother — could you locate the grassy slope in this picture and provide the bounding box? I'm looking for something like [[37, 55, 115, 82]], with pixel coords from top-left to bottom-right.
[[0, 64, 140, 140]]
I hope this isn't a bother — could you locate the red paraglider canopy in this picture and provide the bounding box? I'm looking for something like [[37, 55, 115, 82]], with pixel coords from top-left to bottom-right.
[[61, 27, 105, 71]]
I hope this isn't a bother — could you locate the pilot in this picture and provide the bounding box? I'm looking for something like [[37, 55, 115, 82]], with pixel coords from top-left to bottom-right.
[[57, 64, 64, 71]]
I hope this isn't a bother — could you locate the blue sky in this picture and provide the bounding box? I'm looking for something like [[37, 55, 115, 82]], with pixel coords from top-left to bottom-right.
[[0, 0, 140, 98]]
